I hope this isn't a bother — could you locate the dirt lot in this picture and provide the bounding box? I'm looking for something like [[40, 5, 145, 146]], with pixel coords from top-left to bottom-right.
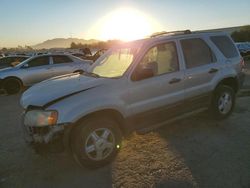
[[1, 63, 250, 188]]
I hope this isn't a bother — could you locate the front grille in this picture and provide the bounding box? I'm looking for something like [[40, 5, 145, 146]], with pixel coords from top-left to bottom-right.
[[28, 126, 50, 136]]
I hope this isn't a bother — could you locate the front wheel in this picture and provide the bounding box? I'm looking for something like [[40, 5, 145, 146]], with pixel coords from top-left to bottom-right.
[[71, 116, 122, 168], [3, 78, 22, 95], [211, 85, 235, 119]]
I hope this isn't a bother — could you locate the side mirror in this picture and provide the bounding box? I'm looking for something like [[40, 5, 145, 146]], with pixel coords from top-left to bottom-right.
[[133, 61, 157, 81], [22, 64, 29, 68]]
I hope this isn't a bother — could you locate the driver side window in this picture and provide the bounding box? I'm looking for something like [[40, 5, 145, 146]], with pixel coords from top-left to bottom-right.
[[134, 42, 179, 80]]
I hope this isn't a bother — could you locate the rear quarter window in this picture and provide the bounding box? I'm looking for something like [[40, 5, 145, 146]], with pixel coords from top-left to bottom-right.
[[210, 36, 239, 58]]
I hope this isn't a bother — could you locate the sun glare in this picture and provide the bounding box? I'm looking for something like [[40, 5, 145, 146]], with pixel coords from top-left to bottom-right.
[[87, 8, 163, 41]]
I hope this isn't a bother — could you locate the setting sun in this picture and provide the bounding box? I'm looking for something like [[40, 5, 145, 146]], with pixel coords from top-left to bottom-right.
[[87, 8, 163, 41]]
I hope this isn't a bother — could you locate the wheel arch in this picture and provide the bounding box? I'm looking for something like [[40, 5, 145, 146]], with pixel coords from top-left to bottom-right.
[[63, 109, 127, 153], [3, 76, 23, 85], [215, 77, 239, 93]]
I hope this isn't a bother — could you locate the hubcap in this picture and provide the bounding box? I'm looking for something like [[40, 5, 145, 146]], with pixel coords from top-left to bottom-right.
[[85, 128, 115, 161], [218, 92, 232, 114]]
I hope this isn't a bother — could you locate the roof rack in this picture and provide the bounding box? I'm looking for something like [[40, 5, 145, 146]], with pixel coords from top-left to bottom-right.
[[150, 30, 191, 38]]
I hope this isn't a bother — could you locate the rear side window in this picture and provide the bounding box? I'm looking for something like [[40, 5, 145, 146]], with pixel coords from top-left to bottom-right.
[[181, 38, 216, 69], [210, 36, 238, 58], [53, 55, 73, 64]]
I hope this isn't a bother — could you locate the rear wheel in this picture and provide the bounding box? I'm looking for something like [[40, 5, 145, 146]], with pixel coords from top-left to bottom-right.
[[71, 116, 122, 168], [211, 85, 235, 119], [3, 78, 22, 95]]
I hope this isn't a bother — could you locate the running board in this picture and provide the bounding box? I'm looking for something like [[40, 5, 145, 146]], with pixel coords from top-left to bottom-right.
[[136, 108, 207, 134]]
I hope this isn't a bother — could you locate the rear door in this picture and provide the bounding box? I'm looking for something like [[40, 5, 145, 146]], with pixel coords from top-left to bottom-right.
[[128, 40, 185, 128], [179, 37, 223, 111], [51, 55, 75, 77]]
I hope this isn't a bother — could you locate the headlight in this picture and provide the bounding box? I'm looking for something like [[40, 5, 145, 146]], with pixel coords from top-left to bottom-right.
[[24, 110, 58, 127]]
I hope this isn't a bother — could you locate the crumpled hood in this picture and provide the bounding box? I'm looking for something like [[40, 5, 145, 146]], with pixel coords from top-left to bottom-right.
[[20, 73, 104, 109]]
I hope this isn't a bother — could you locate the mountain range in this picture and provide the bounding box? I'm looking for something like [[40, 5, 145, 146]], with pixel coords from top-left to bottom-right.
[[32, 38, 100, 49]]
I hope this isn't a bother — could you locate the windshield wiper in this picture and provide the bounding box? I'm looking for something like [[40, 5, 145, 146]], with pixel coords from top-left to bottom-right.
[[82, 71, 100, 78]]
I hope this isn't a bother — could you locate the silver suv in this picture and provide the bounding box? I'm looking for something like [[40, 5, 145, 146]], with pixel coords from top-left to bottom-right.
[[20, 31, 245, 168], [0, 54, 91, 94]]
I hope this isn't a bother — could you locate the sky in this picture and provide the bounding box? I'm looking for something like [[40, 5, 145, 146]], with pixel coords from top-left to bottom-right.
[[0, 0, 249, 47]]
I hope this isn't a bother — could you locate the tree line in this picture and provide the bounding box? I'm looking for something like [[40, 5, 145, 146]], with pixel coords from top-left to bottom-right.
[[70, 40, 123, 50], [231, 25, 250, 42]]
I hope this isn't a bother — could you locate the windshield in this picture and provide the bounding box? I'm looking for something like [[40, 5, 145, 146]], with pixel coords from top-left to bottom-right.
[[90, 47, 138, 78], [14, 56, 33, 68]]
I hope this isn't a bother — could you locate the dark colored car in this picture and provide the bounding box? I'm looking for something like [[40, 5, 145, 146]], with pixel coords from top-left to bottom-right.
[[0, 55, 29, 69]]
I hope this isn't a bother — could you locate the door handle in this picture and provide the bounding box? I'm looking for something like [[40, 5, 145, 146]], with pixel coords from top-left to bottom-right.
[[208, 68, 218, 74], [169, 78, 181, 84]]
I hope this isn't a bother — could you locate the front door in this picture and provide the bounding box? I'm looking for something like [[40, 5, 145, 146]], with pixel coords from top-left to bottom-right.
[[128, 41, 185, 129], [21, 56, 53, 85]]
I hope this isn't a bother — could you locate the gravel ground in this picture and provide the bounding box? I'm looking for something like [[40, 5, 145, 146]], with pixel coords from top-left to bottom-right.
[[0, 63, 250, 188]]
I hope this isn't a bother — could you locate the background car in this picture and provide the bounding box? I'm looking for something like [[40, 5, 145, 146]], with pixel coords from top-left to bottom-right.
[[0, 54, 92, 94], [236, 42, 250, 57], [71, 49, 107, 62], [0, 55, 29, 69]]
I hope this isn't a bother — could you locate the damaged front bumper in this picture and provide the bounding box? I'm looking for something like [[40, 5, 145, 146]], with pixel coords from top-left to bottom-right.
[[22, 120, 70, 144]]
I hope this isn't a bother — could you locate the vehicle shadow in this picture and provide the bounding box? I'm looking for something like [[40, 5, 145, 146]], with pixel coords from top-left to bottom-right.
[[153, 110, 250, 188], [1, 137, 114, 188]]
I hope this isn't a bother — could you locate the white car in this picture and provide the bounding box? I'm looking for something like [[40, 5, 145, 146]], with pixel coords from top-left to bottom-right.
[[0, 54, 92, 94]]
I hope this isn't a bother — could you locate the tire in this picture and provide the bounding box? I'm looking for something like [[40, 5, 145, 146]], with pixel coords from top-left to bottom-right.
[[71, 116, 122, 168], [3, 78, 22, 95], [211, 85, 235, 120]]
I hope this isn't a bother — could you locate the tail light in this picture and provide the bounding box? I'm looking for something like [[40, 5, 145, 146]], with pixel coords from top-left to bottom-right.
[[240, 57, 245, 71]]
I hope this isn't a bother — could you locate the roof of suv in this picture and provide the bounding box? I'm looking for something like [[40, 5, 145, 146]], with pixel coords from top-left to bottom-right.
[[114, 30, 228, 51], [123, 30, 229, 49]]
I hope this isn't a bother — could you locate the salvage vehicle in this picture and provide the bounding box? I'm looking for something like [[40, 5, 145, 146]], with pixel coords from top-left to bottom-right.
[[0, 54, 91, 94], [21, 30, 245, 168], [236, 42, 250, 57]]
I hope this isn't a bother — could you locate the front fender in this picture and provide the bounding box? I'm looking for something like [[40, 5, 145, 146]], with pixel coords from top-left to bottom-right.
[[46, 89, 128, 124]]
